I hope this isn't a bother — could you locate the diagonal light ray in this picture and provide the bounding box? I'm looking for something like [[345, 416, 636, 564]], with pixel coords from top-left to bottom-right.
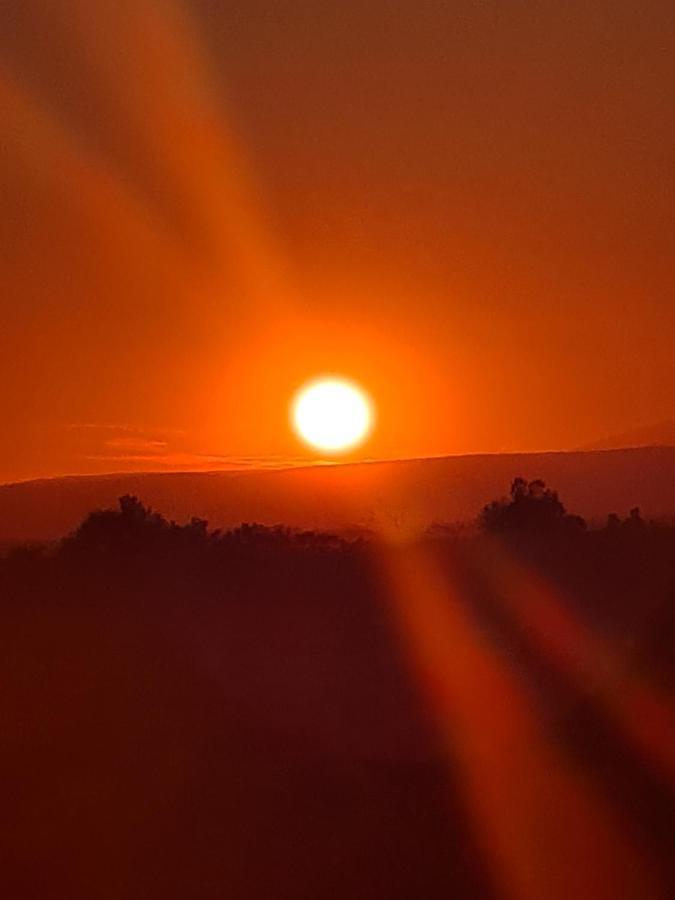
[[0, 68, 188, 281], [471, 538, 675, 789], [68, 0, 293, 309], [374, 538, 663, 900], [1, 0, 294, 319]]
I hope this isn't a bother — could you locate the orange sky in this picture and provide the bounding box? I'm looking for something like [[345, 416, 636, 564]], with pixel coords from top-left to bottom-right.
[[1, 0, 674, 483]]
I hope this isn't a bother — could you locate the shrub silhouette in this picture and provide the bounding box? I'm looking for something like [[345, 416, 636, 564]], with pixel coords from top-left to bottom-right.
[[481, 477, 586, 534], [604, 507, 648, 533], [64, 494, 169, 557], [61, 495, 346, 563]]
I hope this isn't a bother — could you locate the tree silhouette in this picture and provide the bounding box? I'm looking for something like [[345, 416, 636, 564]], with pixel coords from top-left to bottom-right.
[[603, 507, 647, 533], [481, 477, 586, 534], [64, 494, 169, 557], [625, 506, 646, 530], [606, 512, 622, 530]]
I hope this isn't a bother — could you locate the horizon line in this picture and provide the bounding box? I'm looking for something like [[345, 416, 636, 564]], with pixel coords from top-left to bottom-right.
[[2, 443, 674, 489]]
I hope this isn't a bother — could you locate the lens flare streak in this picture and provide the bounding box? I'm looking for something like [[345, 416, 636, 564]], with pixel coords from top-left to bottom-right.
[[375, 540, 662, 900]]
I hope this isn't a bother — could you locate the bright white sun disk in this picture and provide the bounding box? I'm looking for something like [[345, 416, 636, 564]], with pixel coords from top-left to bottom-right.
[[292, 377, 373, 452]]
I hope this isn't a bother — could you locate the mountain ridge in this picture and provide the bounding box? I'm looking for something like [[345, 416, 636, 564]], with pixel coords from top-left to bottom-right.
[[577, 419, 675, 452], [1, 445, 674, 542]]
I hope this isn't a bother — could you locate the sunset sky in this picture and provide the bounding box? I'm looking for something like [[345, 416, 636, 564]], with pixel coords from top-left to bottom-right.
[[1, 0, 674, 482]]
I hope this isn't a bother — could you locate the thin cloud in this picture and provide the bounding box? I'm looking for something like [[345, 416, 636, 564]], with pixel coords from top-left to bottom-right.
[[65, 423, 186, 437], [103, 437, 169, 453], [70, 424, 314, 472], [82, 451, 313, 471]]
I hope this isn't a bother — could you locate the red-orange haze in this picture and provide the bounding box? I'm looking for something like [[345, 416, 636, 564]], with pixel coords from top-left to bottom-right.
[[1, 0, 674, 482]]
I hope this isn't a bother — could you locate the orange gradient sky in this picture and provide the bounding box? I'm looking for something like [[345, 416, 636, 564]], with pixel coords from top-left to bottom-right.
[[1, 0, 674, 482]]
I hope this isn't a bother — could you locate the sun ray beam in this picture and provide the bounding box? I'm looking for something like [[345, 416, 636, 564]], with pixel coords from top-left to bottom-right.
[[469, 538, 675, 789], [374, 539, 664, 900]]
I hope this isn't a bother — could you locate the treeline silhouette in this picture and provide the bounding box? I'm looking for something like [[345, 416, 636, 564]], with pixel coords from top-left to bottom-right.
[[480, 476, 657, 535], [2, 476, 671, 567], [1, 478, 674, 899]]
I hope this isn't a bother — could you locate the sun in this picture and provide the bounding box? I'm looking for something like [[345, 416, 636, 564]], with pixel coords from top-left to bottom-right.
[[291, 377, 374, 453]]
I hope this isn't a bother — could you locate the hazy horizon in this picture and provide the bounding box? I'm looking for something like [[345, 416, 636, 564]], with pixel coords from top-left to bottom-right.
[[2, 424, 675, 486]]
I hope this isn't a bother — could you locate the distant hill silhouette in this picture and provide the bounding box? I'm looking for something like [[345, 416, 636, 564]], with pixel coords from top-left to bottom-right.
[[579, 420, 675, 451], [1, 446, 675, 542]]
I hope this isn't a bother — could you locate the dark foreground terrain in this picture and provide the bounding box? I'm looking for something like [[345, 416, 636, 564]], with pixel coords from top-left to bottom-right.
[[1, 492, 674, 899]]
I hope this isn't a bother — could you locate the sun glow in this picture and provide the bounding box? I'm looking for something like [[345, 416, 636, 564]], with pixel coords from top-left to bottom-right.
[[291, 377, 374, 453]]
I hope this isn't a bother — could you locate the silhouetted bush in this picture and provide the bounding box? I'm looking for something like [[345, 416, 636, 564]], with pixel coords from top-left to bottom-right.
[[59, 495, 348, 569], [481, 477, 586, 534]]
